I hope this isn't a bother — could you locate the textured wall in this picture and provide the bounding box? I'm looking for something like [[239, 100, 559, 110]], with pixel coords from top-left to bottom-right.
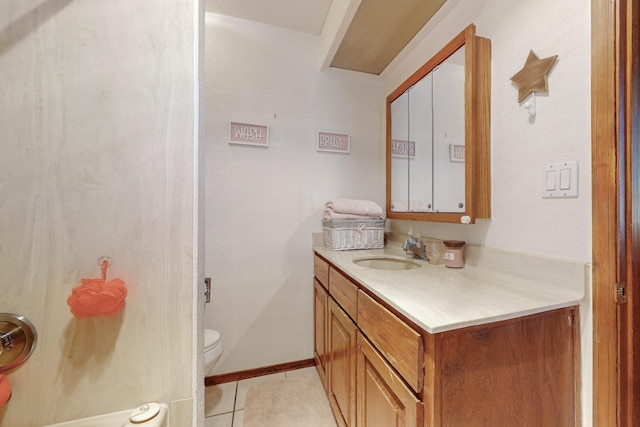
[[384, 0, 592, 262], [204, 0, 592, 423], [204, 13, 384, 375], [0, 1, 199, 425], [382, 0, 592, 424]]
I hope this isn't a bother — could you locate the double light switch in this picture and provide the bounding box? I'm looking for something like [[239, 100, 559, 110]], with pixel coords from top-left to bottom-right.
[[542, 161, 578, 198]]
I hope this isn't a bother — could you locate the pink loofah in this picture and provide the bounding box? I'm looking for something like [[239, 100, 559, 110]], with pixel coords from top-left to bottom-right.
[[67, 259, 127, 319], [0, 374, 11, 409]]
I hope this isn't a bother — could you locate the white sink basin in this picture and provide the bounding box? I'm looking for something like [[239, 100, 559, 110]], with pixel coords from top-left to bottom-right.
[[352, 256, 422, 271]]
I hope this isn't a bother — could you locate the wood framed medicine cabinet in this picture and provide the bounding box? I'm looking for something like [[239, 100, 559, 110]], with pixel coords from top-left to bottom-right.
[[386, 24, 491, 224]]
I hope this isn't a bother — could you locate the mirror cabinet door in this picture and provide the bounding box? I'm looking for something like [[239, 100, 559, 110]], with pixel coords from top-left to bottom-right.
[[390, 90, 410, 212], [408, 74, 434, 213], [386, 24, 490, 223], [432, 46, 465, 213], [390, 76, 434, 213]]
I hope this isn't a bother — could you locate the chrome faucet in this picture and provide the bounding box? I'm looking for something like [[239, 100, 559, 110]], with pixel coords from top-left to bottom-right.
[[402, 230, 430, 261]]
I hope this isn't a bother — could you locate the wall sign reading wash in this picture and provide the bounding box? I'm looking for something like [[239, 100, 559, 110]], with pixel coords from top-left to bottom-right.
[[229, 122, 269, 147], [317, 131, 350, 154]]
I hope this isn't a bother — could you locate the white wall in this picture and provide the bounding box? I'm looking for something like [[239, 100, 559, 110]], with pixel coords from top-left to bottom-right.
[[384, 0, 592, 262], [0, 1, 200, 425], [382, 0, 592, 423], [205, 0, 593, 422], [204, 13, 384, 374]]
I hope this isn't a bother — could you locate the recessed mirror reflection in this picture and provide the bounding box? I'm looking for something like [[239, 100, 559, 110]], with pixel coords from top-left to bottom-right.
[[390, 47, 465, 214], [386, 24, 491, 224]]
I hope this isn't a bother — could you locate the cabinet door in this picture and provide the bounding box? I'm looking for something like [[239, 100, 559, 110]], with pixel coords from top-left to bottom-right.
[[432, 53, 465, 212], [357, 332, 423, 427], [328, 298, 357, 427], [313, 279, 328, 391], [439, 308, 578, 426], [389, 78, 434, 214], [386, 24, 492, 223]]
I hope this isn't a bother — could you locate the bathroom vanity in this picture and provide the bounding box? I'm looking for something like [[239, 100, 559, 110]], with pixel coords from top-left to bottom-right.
[[312, 241, 583, 427]]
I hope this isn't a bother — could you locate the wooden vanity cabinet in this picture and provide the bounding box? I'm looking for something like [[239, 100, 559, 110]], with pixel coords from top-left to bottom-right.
[[313, 253, 580, 427], [314, 254, 359, 426], [314, 253, 421, 427]]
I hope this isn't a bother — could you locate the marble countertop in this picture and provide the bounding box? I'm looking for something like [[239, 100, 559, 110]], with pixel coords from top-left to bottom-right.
[[314, 240, 587, 334]]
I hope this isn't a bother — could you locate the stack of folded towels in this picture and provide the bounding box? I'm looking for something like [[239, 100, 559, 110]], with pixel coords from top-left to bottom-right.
[[324, 199, 384, 220], [390, 200, 431, 212]]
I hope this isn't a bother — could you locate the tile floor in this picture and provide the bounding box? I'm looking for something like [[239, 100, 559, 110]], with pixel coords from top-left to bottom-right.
[[204, 366, 319, 427]]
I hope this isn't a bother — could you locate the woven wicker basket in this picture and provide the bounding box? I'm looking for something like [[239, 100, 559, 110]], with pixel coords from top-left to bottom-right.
[[322, 218, 385, 250]]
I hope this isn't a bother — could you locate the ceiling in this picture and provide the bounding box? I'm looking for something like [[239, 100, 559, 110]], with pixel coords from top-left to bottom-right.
[[205, 0, 332, 34], [205, 0, 447, 75]]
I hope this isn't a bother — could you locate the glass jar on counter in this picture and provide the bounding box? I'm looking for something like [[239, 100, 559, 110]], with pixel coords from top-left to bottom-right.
[[443, 240, 465, 268]]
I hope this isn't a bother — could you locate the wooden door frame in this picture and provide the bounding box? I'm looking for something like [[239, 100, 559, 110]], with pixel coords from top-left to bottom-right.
[[591, 0, 618, 424], [619, 0, 640, 425], [592, 0, 639, 424]]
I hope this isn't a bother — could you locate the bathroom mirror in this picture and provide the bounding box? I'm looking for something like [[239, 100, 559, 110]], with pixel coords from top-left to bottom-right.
[[386, 24, 491, 224]]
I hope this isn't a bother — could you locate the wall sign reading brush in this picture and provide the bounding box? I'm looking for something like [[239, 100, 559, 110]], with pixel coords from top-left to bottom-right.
[[317, 131, 350, 154]]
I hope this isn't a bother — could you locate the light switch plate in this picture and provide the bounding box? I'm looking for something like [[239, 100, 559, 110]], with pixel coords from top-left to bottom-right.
[[542, 161, 578, 198]]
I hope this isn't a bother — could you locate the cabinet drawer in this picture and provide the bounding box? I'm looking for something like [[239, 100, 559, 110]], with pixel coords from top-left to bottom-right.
[[314, 254, 329, 289], [357, 332, 423, 427], [357, 290, 424, 393], [329, 268, 358, 320]]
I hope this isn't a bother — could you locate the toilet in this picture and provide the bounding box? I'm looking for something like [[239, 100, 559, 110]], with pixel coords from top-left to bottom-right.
[[204, 328, 223, 374]]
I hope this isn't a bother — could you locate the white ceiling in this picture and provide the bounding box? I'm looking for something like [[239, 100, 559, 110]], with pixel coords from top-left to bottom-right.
[[204, 0, 448, 75], [205, 0, 333, 35]]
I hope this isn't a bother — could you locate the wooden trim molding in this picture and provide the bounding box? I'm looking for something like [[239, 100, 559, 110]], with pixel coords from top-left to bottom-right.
[[204, 358, 315, 386], [619, 0, 640, 424], [592, 0, 621, 425]]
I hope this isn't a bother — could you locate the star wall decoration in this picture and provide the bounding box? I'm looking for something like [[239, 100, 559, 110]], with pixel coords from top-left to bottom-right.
[[510, 50, 558, 103]]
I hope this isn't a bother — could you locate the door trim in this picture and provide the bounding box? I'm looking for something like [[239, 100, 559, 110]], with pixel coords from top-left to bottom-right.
[[592, 0, 620, 425], [592, 0, 640, 424]]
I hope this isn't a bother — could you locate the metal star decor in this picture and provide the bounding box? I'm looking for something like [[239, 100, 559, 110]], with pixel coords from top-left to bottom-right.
[[510, 50, 558, 103]]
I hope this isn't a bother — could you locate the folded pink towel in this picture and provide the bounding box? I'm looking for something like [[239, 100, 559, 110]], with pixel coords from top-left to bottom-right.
[[325, 199, 383, 217], [391, 200, 431, 212], [324, 208, 382, 220], [0, 374, 11, 409]]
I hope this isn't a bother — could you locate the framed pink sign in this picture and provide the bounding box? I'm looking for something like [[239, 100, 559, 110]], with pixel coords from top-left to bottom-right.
[[229, 122, 269, 147], [449, 144, 465, 162], [391, 139, 416, 158], [317, 131, 350, 154]]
